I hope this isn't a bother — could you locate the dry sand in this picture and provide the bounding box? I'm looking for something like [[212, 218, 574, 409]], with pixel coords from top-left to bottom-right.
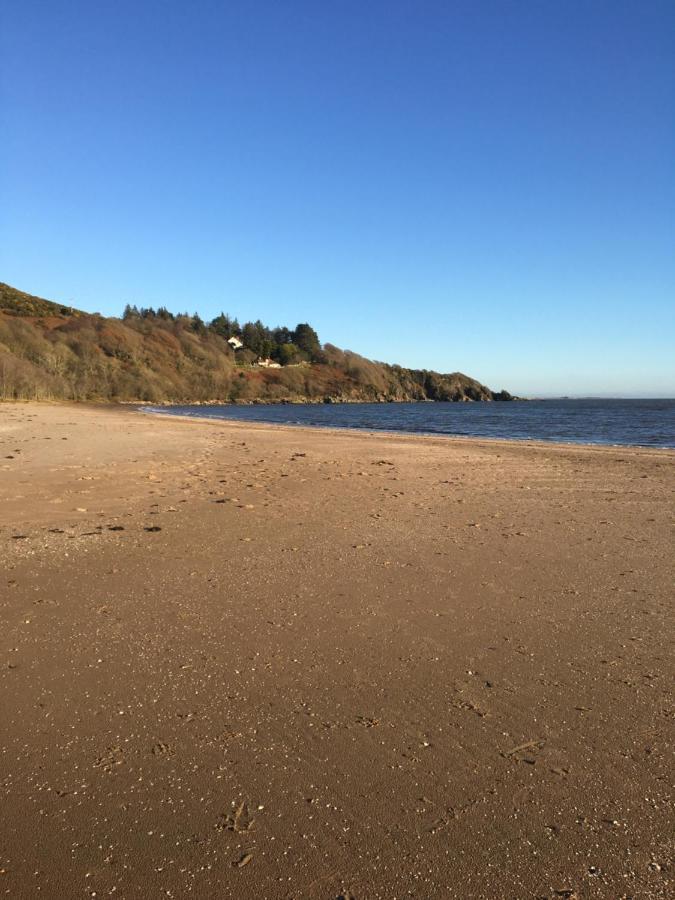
[[0, 402, 672, 899]]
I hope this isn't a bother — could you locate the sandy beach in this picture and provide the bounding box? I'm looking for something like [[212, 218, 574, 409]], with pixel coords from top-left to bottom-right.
[[0, 401, 672, 899]]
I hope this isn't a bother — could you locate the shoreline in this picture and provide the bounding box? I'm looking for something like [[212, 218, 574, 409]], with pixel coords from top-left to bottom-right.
[[137, 402, 675, 455], [4, 397, 674, 453], [1, 402, 673, 898]]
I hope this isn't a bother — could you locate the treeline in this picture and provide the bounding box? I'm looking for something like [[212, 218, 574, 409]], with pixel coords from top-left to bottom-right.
[[0, 281, 514, 403], [122, 304, 322, 366]]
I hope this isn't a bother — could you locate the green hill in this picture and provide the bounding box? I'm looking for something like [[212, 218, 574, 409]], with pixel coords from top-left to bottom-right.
[[0, 281, 514, 403]]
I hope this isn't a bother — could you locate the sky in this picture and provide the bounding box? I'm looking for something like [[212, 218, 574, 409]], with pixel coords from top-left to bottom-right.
[[1, 0, 673, 397]]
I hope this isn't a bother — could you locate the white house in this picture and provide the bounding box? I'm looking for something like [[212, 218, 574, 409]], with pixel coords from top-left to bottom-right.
[[227, 336, 243, 350], [255, 357, 282, 368]]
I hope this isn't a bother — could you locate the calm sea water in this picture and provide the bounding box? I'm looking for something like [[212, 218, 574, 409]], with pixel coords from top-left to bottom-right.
[[143, 399, 675, 449]]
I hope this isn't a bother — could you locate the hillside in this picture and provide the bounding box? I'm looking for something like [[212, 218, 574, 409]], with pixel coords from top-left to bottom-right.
[[0, 282, 514, 403], [0, 282, 85, 318]]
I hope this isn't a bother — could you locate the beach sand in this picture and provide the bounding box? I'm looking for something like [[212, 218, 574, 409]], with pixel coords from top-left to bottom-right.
[[0, 402, 672, 899]]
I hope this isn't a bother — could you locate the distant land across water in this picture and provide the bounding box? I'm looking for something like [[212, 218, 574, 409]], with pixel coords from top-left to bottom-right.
[[143, 398, 675, 449]]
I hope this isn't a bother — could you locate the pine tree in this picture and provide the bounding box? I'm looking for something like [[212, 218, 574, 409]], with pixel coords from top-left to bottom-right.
[[293, 323, 321, 359]]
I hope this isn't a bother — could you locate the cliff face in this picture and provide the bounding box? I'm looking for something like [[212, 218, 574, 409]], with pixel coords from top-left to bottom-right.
[[0, 282, 513, 403]]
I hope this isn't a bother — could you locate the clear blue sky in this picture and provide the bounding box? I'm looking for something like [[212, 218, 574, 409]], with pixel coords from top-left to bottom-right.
[[1, 1, 673, 397]]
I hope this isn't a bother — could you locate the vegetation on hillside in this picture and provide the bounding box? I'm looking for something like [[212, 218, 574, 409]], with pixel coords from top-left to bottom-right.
[[122, 303, 322, 367], [0, 282, 85, 318], [0, 282, 513, 403]]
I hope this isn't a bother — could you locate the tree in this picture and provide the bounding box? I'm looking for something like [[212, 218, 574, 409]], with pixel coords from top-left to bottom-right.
[[293, 323, 320, 359], [272, 326, 293, 346], [278, 342, 300, 365], [241, 321, 263, 355], [191, 313, 207, 334], [235, 348, 257, 366], [241, 320, 274, 357], [210, 312, 234, 337]]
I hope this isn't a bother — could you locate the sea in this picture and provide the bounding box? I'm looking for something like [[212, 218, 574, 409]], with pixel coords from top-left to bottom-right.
[[143, 398, 675, 449]]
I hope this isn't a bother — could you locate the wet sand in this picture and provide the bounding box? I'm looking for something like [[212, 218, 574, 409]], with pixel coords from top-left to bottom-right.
[[1, 402, 673, 899]]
